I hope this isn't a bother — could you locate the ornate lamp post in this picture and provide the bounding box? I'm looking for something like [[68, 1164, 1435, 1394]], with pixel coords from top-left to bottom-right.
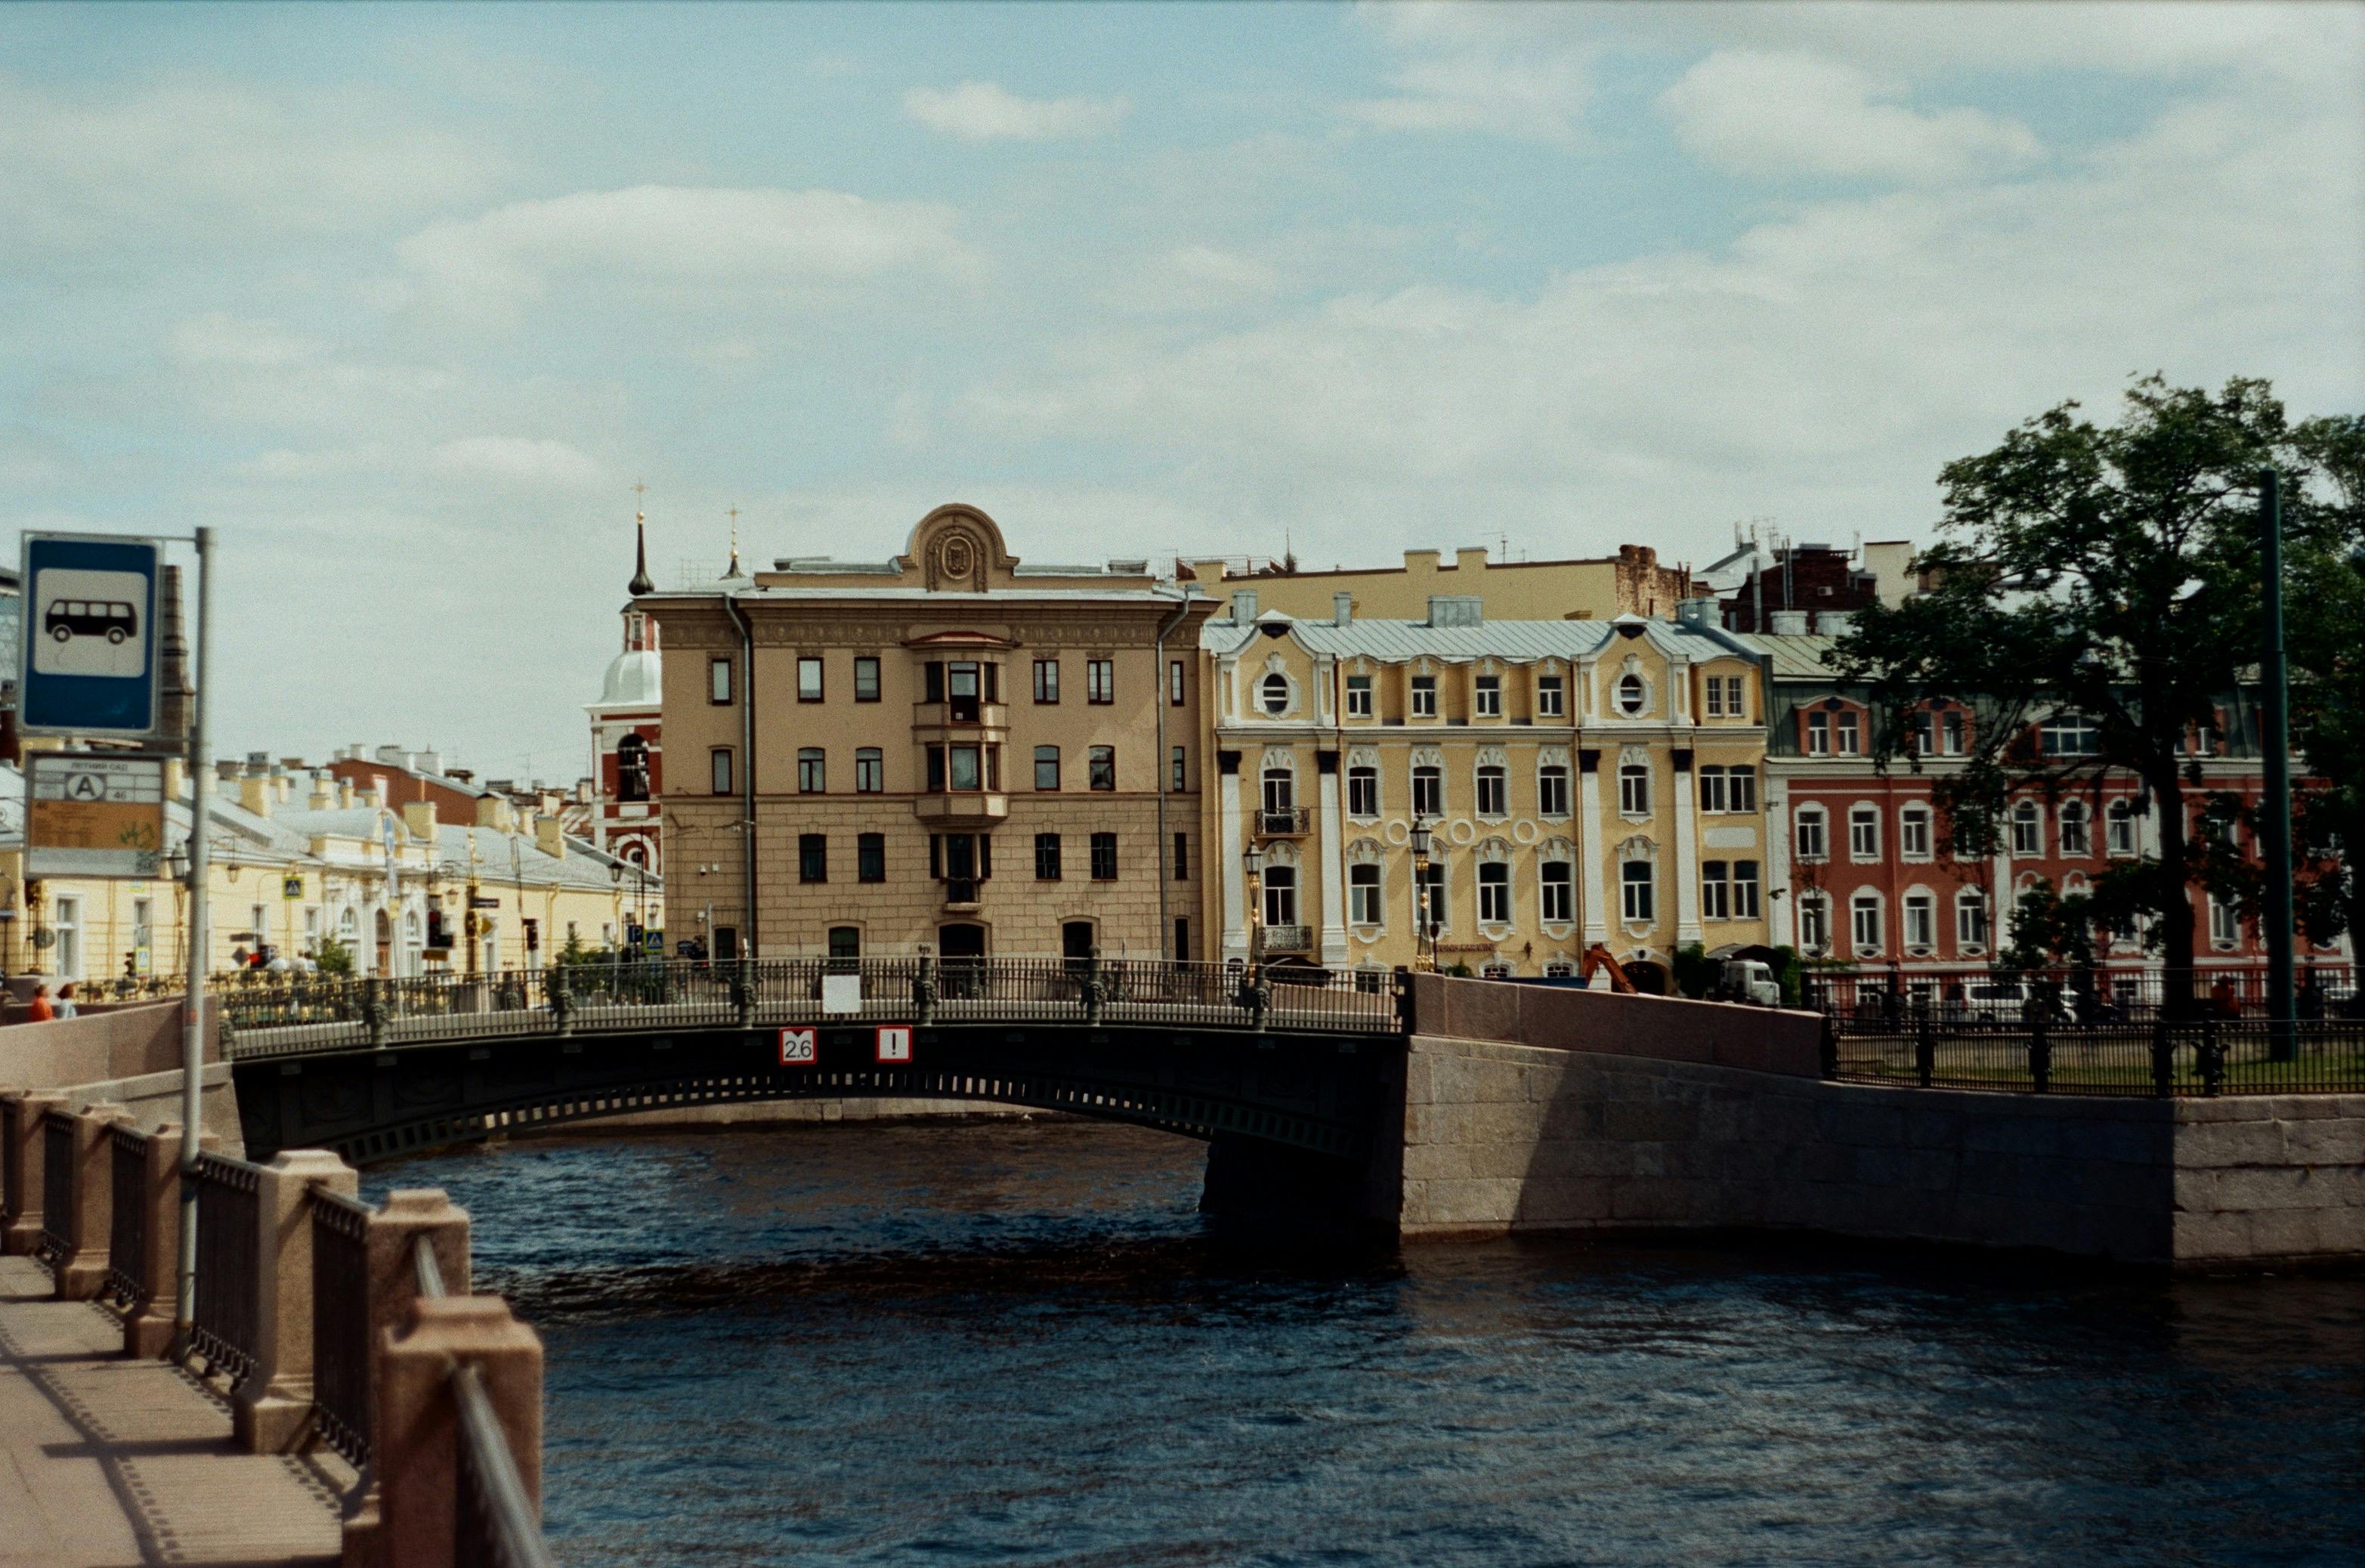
[[1243, 840, 1266, 974], [1410, 818, 1436, 973], [0, 871, 17, 976], [465, 839, 484, 977]]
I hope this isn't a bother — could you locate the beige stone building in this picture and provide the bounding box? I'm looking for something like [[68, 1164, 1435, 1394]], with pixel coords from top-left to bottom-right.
[[1200, 595, 1773, 988], [642, 505, 1220, 962], [1189, 543, 1696, 626]]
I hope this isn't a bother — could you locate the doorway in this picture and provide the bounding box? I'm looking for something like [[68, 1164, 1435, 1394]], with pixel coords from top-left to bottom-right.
[[374, 909, 392, 976], [938, 921, 985, 998]]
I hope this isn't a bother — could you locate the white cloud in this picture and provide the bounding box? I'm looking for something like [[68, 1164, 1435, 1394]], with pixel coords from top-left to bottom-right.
[[1659, 51, 2042, 184], [1102, 245, 1282, 314], [430, 436, 607, 490], [399, 185, 967, 304], [168, 313, 328, 369], [902, 81, 1130, 142], [1344, 8, 1594, 147]]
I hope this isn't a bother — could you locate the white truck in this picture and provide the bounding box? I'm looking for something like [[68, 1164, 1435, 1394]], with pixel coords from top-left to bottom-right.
[[1720, 959, 1782, 1007]]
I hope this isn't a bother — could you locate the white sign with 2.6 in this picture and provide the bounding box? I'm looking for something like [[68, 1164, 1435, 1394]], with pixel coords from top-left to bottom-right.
[[778, 1028, 817, 1065]]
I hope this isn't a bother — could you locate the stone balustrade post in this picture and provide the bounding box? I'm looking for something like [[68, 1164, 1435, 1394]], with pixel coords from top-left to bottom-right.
[[52, 1103, 134, 1300], [234, 1148, 360, 1452], [2, 1090, 67, 1256], [371, 1294, 544, 1568], [339, 1190, 472, 1568], [122, 1122, 218, 1358]]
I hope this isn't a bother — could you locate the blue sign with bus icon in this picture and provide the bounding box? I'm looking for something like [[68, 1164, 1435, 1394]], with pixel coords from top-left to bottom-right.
[[19, 533, 162, 738]]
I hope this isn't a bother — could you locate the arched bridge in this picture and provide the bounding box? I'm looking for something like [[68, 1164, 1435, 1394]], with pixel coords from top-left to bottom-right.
[[220, 959, 1408, 1193]]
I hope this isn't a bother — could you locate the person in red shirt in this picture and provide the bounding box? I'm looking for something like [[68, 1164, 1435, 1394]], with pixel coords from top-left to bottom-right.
[[24, 984, 55, 1023]]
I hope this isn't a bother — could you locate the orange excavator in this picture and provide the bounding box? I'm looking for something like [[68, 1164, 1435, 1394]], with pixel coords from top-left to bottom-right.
[[1579, 943, 1637, 994]]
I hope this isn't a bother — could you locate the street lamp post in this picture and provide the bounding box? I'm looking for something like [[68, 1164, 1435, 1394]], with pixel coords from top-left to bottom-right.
[[465, 839, 484, 977], [1243, 841, 1265, 976], [1411, 818, 1436, 973]]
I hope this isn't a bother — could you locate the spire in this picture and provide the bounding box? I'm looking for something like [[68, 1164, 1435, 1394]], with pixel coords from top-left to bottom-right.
[[723, 504, 746, 581], [626, 480, 654, 596]]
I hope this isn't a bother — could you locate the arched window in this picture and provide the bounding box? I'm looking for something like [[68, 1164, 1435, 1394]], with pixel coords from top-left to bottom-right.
[[1900, 805, 1933, 860], [1795, 806, 1829, 861], [1618, 761, 1650, 815], [616, 733, 650, 803], [1263, 864, 1298, 928], [1620, 859, 1654, 923], [1615, 673, 1646, 716], [1798, 891, 1832, 954], [2060, 800, 2091, 856], [2011, 799, 2044, 857], [1477, 861, 1511, 926], [1903, 890, 1937, 951], [1411, 761, 1443, 818], [1850, 892, 1883, 956], [1475, 756, 1507, 818], [1537, 750, 1571, 818], [1261, 763, 1295, 821], [1346, 752, 1380, 818], [1848, 804, 1880, 861], [2107, 799, 2138, 855], [1260, 673, 1289, 716], [1347, 843, 1383, 927]]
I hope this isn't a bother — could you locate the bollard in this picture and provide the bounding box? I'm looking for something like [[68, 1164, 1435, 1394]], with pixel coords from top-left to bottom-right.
[[51, 1103, 134, 1300], [373, 1294, 545, 1568], [235, 1149, 361, 1452], [122, 1122, 218, 1358], [1, 1091, 68, 1256]]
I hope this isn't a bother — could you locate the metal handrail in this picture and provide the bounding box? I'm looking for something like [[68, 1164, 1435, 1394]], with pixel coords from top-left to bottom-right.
[[413, 1232, 445, 1297], [411, 1235, 555, 1568]]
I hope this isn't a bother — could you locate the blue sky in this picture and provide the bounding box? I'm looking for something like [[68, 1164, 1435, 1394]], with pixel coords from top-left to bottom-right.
[[4, 2, 2360, 782]]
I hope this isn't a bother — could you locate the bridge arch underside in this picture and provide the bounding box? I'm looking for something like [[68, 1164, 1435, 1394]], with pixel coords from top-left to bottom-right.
[[232, 1024, 1402, 1175]]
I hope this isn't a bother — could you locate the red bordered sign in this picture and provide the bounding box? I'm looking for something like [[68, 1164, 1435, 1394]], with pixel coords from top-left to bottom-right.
[[875, 1025, 913, 1063], [778, 1028, 817, 1065]]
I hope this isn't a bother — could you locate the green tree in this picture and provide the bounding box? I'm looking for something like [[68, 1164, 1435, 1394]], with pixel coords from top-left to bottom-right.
[[2286, 415, 2365, 951], [314, 933, 354, 976], [1835, 376, 2343, 1008]]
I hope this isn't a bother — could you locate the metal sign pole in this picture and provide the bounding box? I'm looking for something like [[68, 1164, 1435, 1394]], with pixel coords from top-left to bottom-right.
[[174, 526, 213, 1353], [2258, 470, 2297, 1060]]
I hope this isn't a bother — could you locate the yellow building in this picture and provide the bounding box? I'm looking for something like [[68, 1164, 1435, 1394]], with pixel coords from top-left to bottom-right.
[[1188, 543, 1696, 626], [641, 504, 1220, 961], [1200, 597, 1770, 988]]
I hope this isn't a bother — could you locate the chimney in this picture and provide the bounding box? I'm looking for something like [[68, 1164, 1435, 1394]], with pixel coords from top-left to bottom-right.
[[402, 800, 438, 842], [536, 816, 565, 858], [237, 775, 272, 818], [1454, 546, 1489, 574], [274, 774, 292, 805], [1770, 610, 1810, 636], [1817, 610, 1856, 636], [1427, 595, 1482, 628], [1232, 589, 1258, 623], [335, 778, 355, 809], [475, 796, 515, 833], [1333, 592, 1353, 626], [376, 745, 410, 769], [419, 750, 443, 777], [1676, 598, 1717, 629], [215, 759, 241, 782], [309, 772, 335, 810]]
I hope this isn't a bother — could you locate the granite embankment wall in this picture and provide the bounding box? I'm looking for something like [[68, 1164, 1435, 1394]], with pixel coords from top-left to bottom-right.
[[1400, 978, 2365, 1267], [0, 1000, 245, 1153]]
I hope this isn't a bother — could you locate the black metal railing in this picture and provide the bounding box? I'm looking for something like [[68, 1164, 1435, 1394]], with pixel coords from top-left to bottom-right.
[[416, 1236, 555, 1568], [1257, 807, 1311, 836], [311, 1189, 375, 1469], [1257, 925, 1315, 954], [36, 1112, 74, 1268], [1831, 1017, 2365, 1097], [218, 956, 1403, 1058], [105, 1124, 150, 1308], [1808, 964, 2362, 1029], [190, 1153, 261, 1385]]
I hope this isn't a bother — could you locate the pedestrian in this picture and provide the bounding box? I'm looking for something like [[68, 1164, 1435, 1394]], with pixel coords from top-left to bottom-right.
[[25, 983, 54, 1023], [55, 982, 78, 1020]]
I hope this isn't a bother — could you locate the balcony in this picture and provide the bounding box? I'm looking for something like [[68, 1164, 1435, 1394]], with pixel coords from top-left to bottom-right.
[[1256, 806, 1311, 837], [910, 700, 1009, 743], [1256, 923, 1314, 955], [912, 792, 1009, 827]]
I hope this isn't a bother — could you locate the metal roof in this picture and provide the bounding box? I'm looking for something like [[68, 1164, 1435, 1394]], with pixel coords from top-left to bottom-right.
[[1204, 614, 1751, 664], [1731, 632, 1844, 680]]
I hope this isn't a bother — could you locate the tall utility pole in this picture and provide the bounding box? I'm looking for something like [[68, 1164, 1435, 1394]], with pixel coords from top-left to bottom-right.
[[174, 527, 213, 1354], [2258, 469, 2297, 1059]]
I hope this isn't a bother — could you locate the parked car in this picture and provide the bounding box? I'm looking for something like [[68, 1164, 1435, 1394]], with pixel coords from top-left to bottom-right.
[[1937, 979, 2075, 1027]]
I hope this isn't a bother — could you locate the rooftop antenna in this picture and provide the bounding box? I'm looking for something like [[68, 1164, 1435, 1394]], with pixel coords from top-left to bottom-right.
[[626, 480, 654, 596]]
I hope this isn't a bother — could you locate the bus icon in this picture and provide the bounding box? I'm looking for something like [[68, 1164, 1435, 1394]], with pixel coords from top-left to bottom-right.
[[45, 600, 139, 646]]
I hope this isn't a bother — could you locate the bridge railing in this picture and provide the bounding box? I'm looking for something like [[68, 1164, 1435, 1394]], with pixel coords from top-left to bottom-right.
[[220, 955, 1404, 1058], [189, 1152, 262, 1388]]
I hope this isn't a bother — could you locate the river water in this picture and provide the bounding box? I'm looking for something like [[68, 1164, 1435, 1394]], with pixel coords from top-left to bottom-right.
[[366, 1119, 2365, 1567]]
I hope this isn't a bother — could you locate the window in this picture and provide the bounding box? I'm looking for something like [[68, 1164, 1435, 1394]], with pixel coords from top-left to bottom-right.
[[1349, 862, 1382, 925], [1263, 864, 1297, 926], [1087, 659, 1114, 704], [2107, 799, 2138, 855], [1170, 659, 1186, 707], [1538, 764, 1569, 818], [856, 748, 883, 793], [1900, 805, 1932, 859], [1956, 890, 1989, 951], [2011, 800, 2042, 857], [1798, 892, 1831, 954], [1035, 833, 1062, 880], [1727, 765, 1757, 813], [1615, 674, 1646, 716], [1476, 765, 1507, 818], [1836, 710, 1862, 755], [1090, 832, 1118, 881], [1478, 862, 1510, 925], [829, 926, 861, 961], [1702, 861, 1730, 920], [1173, 918, 1190, 961], [1904, 892, 1937, 951], [1620, 860, 1654, 923], [1706, 676, 1727, 718], [926, 744, 991, 792], [932, 832, 989, 899], [798, 747, 826, 793], [1173, 832, 1189, 880], [1699, 766, 1729, 813], [1537, 674, 1564, 718], [799, 834, 827, 883], [924, 662, 943, 703], [1411, 764, 1442, 818], [1540, 861, 1572, 924], [1089, 746, 1115, 791], [709, 657, 734, 706], [1033, 660, 1059, 704], [1034, 746, 1061, 791], [1912, 710, 1935, 756], [857, 833, 886, 883], [1475, 675, 1501, 717], [2060, 802, 2091, 856], [51, 895, 83, 979], [616, 734, 651, 803], [1346, 675, 1373, 718], [1172, 747, 1187, 790], [1410, 675, 1437, 717], [2209, 892, 2241, 948], [1848, 805, 1880, 861], [1850, 892, 1882, 955], [1807, 710, 1831, 755], [1262, 766, 1295, 819], [710, 748, 734, 795], [1732, 861, 1760, 920], [1618, 762, 1650, 816], [944, 660, 985, 721], [1261, 673, 1289, 715], [2042, 713, 2101, 756], [1721, 676, 1745, 719], [1348, 764, 1379, 818], [1796, 806, 1828, 861], [798, 656, 824, 702], [1943, 710, 1965, 756]]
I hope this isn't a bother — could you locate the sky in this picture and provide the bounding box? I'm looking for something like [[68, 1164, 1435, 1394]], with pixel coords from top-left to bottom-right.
[[4, 1, 2360, 784]]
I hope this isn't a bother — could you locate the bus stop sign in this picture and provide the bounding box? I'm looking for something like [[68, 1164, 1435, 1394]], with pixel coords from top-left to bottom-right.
[[18, 533, 162, 738]]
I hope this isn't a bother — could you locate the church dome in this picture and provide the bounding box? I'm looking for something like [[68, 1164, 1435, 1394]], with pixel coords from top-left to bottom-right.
[[600, 648, 663, 707]]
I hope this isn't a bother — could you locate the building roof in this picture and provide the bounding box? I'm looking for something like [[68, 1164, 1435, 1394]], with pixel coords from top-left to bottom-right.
[[598, 648, 663, 707], [1205, 611, 1754, 664], [1731, 632, 1845, 680]]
